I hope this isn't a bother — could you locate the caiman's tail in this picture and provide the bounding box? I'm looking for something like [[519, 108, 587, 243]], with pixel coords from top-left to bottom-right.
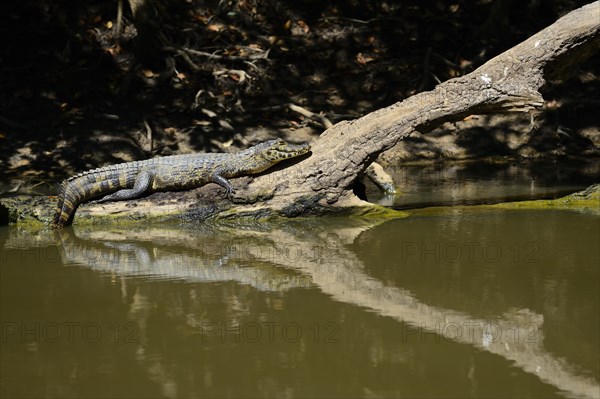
[[51, 181, 80, 228], [51, 167, 130, 228]]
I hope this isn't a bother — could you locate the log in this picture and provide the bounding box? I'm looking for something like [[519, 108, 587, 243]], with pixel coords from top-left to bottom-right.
[[1, 2, 599, 226]]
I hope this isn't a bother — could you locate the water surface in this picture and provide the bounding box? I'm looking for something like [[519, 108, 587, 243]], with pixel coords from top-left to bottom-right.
[[1, 207, 598, 398], [367, 160, 600, 208]]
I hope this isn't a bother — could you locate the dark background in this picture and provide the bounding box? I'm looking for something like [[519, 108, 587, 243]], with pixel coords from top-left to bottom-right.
[[0, 0, 597, 182]]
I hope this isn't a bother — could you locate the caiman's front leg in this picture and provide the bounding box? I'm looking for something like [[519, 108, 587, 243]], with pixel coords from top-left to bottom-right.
[[211, 173, 234, 195], [96, 170, 154, 203]]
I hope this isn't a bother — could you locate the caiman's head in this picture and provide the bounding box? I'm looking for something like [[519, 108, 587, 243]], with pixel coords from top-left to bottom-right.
[[237, 138, 311, 174], [247, 139, 310, 164], [256, 138, 311, 163]]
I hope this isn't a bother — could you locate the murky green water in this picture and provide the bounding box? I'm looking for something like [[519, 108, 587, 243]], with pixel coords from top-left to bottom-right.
[[366, 160, 600, 208], [1, 208, 599, 398]]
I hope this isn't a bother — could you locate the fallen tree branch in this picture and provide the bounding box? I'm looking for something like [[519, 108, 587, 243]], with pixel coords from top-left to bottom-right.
[[1, 2, 599, 226], [246, 2, 600, 214]]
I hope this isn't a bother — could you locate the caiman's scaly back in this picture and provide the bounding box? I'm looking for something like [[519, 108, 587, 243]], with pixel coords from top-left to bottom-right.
[[51, 139, 310, 228]]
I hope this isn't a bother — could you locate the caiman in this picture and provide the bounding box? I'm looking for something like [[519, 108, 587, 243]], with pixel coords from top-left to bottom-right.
[[51, 139, 310, 228]]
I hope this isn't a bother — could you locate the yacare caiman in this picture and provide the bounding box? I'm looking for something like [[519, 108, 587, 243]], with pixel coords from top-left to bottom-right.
[[52, 139, 311, 227]]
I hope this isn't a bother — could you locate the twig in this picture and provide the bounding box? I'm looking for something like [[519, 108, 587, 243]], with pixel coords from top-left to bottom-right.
[[115, 0, 124, 38], [0, 181, 23, 196], [165, 46, 270, 62], [143, 119, 153, 152], [288, 104, 333, 128], [318, 16, 406, 25], [254, 103, 334, 129], [169, 47, 201, 71], [213, 69, 249, 83]]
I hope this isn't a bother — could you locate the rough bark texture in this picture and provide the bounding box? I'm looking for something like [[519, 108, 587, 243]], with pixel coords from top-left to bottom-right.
[[1, 2, 599, 226]]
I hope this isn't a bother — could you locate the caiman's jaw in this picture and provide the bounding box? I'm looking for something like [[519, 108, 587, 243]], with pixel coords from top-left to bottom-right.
[[263, 139, 311, 162]]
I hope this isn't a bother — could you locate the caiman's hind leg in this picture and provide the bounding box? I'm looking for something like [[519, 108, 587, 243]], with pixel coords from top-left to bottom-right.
[[95, 170, 154, 203]]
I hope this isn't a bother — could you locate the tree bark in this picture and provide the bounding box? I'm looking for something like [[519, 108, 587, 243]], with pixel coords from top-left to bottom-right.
[[1, 2, 599, 226]]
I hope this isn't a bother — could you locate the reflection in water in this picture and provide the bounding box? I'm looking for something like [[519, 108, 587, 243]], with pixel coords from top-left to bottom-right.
[[367, 160, 600, 208], [56, 229, 312, 292], [1, 210, 599, 398]]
